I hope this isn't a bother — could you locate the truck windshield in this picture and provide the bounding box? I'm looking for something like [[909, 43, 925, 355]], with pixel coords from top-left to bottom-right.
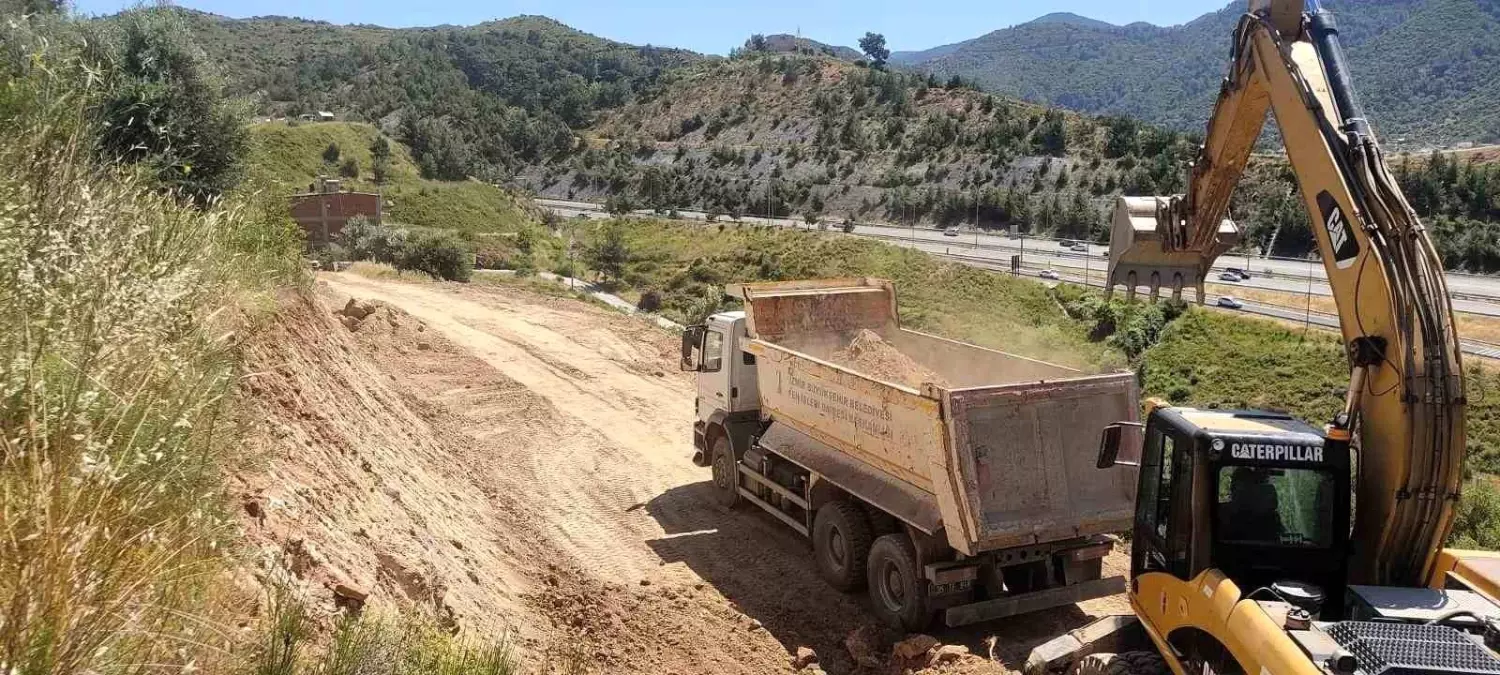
[[1215, 466, 1335, 548]]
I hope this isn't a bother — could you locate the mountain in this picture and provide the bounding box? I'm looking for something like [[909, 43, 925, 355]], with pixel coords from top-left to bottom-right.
[[889, 13, 1123, 66], [165, 9, 1497, 268], [1027, 12, 1119, 29], [899, 0, 1500, 145], [168, 9, 706, 179], [759, 34, 863, 60], [889, 42, 963, 65]]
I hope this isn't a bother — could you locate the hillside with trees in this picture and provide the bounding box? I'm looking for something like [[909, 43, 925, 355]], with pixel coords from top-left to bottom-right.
[[521, 52, 1197, 241], [168, 8, 1500, 268], [172, 9, 703, 182], [899, 0, 1500, 146]]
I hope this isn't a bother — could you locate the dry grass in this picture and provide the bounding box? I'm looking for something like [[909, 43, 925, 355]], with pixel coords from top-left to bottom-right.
[[1207, 282, 1500, 346], [246, 590, 520, 675], [346, 261, 435, 283], [0, 25, 315, 674]]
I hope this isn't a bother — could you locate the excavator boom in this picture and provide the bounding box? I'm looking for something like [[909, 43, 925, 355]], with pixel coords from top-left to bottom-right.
[[1105, 0, 1466, 585]]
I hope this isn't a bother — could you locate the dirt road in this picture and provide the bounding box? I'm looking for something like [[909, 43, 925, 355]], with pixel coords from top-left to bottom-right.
[[293, 273, 1122, 674]]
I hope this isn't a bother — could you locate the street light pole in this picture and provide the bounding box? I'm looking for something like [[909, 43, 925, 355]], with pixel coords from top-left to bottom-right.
[[974, 190, 980, 249]]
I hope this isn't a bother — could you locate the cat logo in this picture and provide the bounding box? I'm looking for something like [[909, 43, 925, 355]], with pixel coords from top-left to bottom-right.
[[1230, 443, 1325, 463], [1317, 191, 1360, 269]]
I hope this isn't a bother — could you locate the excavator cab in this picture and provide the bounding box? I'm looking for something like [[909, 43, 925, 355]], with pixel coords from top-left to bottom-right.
[[1100, 406, 1352, 617]]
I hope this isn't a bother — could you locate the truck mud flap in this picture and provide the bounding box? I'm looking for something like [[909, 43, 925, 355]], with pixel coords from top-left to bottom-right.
[[943, 576, 1126, 627]]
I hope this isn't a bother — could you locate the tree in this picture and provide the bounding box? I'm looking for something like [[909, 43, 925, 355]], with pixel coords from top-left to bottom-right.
[[747, 34, 768, 52], [587, 223, 631, 282], [370, 136, 392, 184], [339, 157, 359, 178], [370, 136, 392, 161], [400, 116, 474, 181], [323, 142, 341, 165], [604, 193, 635, 216], [94, 9, 248, 204], [859, 32, 889, 68]]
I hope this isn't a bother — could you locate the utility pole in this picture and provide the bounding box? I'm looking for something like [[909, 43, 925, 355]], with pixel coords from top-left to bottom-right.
[[973, 190, 980, 249], [1304, 259, 1314, 334], [1084, 241, 1090, 288]]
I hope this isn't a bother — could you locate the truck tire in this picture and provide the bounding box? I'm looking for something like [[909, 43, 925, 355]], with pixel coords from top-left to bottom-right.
[[1073, 652, 1168, 675], [710, 435, 741, 509], [813, 501, 873, 592], [866, 533, 931, 631]]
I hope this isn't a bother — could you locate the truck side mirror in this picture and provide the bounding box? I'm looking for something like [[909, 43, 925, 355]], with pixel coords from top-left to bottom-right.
[[680, 325, 706, 371], [1098, 422, 1143, 469]]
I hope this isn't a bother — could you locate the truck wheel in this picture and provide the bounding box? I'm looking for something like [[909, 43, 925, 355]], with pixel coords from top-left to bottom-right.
[[866, 533, 931, 631], [1073, 652, 1168, 675], [710, 435, 741, 509], [813, 501, 873, 592]]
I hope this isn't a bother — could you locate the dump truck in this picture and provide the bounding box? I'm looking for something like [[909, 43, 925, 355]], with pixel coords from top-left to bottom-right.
[[680, 278, 1139, 630]]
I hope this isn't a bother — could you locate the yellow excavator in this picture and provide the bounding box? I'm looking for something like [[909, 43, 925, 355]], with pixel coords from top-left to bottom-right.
[[1027, 2, 1497, 675]]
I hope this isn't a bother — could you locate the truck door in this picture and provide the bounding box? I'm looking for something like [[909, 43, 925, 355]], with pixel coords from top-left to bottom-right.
[[696, 323, 730, 421]]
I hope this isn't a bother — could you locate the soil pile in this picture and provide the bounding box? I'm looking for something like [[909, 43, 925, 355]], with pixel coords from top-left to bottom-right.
[[831, 329, 950, 389]]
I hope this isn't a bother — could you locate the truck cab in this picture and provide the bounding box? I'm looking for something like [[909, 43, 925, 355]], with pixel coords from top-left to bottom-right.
[[681, 312, 760, 470]]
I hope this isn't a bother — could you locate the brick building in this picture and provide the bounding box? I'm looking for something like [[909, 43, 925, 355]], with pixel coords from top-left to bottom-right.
[[290, 177, 382, 247]]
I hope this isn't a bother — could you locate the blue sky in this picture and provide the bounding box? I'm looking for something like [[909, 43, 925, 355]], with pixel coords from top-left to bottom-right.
[[72, 0, 1231, 54]]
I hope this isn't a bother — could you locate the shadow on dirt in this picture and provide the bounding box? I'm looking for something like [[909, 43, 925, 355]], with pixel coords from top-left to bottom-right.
[[644, 481, 1103, 674]]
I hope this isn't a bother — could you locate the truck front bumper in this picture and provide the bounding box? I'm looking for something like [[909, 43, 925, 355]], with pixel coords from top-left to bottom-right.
[[943, 575, 1126, 627]]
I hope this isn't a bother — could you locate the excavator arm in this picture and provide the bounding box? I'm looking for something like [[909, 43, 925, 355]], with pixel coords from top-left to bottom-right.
[[1106, 0, 1467, 585]]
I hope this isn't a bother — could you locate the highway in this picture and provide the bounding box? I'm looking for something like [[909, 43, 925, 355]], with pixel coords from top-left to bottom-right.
[[535, 198, 1500, 360]]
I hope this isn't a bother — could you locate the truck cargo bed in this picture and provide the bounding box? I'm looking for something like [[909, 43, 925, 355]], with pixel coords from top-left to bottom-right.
[[728, 278, 1138, 556]]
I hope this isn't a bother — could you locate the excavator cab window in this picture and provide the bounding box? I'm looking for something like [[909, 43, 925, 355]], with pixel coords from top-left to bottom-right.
[[1215, 466, 1336, 548]]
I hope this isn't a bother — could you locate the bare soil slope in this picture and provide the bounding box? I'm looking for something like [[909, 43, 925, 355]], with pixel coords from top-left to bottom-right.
[[237, 274, 1124, 674]]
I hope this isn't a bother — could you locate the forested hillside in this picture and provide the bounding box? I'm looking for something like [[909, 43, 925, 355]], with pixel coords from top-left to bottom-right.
[[521, 54, 1198, 239], [172, 7, 1500, 268], [901, 0, 1500, 145], [175, 10, 702, 181]]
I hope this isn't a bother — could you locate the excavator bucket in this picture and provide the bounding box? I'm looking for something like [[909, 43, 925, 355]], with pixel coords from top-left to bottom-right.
[[1104, 196, 1241, 304]]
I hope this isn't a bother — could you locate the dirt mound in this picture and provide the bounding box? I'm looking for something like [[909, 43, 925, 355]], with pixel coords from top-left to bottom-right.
[[234, 290, 542, 639], [831, 329, 949, 389]]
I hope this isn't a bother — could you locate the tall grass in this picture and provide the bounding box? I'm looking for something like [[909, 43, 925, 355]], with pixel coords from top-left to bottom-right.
[[0, 25, 301, 674], [248, 592, 518, 675]]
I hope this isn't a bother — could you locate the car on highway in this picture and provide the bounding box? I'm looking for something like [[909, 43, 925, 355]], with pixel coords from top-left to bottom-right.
[[1059, 240, 1075, 247], [1217, 296, 1244, 309], [1039, 269, 1061, 280], [1219, 272, 1242, 282], [1225, 267, 1252, 280], [1071, 244, 1087, 253], [944, 229, 960, 237]]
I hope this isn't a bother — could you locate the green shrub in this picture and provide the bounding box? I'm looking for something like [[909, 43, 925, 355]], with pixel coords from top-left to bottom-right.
[[1452, 478, 1500, 549], [397, 228, 474, 282], [340, 219, 474, 281], [637, 288, 663, 312]]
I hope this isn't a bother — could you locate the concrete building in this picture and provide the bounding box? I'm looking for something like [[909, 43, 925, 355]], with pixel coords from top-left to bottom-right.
[[290, 177, 382, 247]]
